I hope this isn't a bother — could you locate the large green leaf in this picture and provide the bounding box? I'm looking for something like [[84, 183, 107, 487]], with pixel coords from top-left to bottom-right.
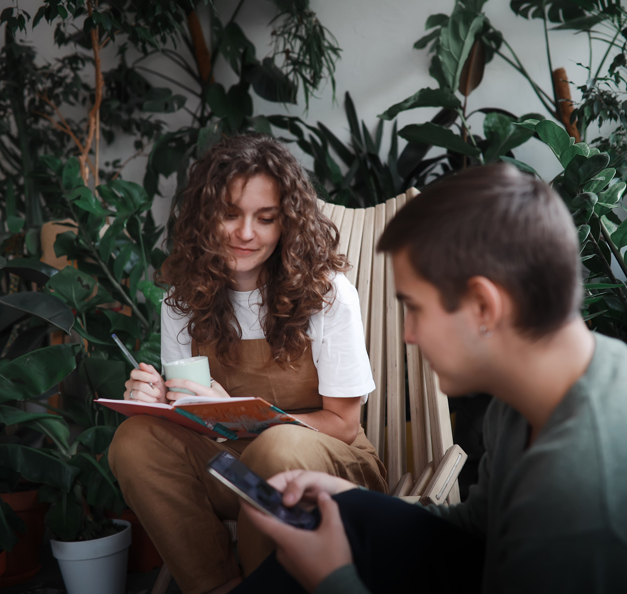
[[138, 280, 166, 316], [82, 357, 127, 401], [536, 120, 572, 161], [0, 292, 74, 334], [435, 4, 486, 91], [583, 167, 616, 194], [41, 488, 82, 542], [378, 88, 461, 121], [45, 266, 113, 313], [563, 153, 611, 195], [0, 406, 72, 451], [611, 219, 627, 250], [3, 258, 60, 285], [70, 452, 122, 510], [594, 182, 626, 217], [66, 186, 110, 217], [76, 426, 117, 456], [0, 445, 79, 491], [398, 123, 481, 157], [0, 498, 26, 551], [61, 158, 82, 191], [0, 343, 80, 402], [482, 113, 536, 163]]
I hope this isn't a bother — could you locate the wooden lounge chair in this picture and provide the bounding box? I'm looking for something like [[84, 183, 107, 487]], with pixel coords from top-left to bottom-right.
[[151, 190, 466, 594]]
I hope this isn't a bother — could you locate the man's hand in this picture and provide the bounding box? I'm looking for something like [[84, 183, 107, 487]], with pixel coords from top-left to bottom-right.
[[241, 492, 353, 592], [266, 469, 358, 508]]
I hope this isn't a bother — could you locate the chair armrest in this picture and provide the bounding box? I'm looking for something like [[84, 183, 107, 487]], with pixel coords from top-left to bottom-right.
[[420, 444, 467, 506]]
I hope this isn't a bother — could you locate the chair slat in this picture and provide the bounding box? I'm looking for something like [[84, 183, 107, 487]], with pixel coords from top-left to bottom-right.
[[338, 207, 354, 258], [321, 201, 335, 218], [365, 203, 387, 459], [407, 344, 430, 477], [385, 195, 407, 490], [356, 207, 375, 341], [422, 359, 454, 467], [330, 203, 345, 231], [345, 209, 365, 287]]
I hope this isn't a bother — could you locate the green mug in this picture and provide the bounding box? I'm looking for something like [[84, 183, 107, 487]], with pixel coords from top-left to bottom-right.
[[163, 356, 212, 395]]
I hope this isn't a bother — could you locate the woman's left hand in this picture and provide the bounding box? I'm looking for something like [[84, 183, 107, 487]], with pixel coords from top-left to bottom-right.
[[240, 491, 353, 592], [165, 379, 230, 402]]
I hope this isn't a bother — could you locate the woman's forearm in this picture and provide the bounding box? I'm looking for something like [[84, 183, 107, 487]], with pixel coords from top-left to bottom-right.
[[292, 408, 359, 444]]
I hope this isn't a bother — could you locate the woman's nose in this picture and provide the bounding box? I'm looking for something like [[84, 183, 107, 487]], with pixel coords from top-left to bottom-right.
[[235, 217, 254, 240]]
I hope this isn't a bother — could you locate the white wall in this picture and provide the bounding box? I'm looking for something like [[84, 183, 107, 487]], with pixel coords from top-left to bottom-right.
[[9, 0, 616, 226]]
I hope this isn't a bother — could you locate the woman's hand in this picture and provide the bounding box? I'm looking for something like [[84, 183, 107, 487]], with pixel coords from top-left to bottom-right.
[[124, 363, 167, 403], [241, 491, 353, 592], [165, 378, 230, 402]]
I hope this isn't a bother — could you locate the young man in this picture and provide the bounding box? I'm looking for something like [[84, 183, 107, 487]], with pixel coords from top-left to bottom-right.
[[232, 163, 627, 593]]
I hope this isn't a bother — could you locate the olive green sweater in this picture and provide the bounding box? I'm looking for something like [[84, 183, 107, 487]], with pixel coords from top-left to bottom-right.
[[316, 333, 627, 593]]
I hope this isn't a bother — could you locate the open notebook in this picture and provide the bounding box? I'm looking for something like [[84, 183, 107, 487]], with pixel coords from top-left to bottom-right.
[[96, 396, 318, 440]]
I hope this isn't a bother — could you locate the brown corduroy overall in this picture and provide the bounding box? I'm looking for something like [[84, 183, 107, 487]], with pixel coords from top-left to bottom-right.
[[109, 339, 387, 594]]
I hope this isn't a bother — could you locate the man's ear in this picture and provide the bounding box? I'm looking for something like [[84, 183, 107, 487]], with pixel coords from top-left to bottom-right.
[[464, 276, 505, 333]]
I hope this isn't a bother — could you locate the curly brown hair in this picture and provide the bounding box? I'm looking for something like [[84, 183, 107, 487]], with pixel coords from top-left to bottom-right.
[[160, 134, 349, 366]]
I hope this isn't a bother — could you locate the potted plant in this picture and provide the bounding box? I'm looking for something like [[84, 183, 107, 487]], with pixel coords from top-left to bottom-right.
[[0, 256, 131, 591]]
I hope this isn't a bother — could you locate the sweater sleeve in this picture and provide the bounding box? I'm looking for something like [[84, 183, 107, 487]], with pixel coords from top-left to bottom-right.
[[314, 565, 371, 594], [424, 399, 499, 539]]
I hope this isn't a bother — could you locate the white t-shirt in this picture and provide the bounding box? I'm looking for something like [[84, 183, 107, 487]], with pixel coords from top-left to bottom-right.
[[161, 273, 375, 403]]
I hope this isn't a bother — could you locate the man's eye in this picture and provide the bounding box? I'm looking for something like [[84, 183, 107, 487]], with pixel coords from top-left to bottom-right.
[[224, 213, 238, 220], [260, 218, 275, 224]]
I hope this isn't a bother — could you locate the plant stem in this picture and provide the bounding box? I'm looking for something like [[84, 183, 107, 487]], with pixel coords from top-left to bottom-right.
[[495, 44, 556, 117], [600, 217, 627, 280], [593, 28, 622, 81], [588, 230, 627, 307], [68, 203, 150, 328], [136, 215, 149, 283]]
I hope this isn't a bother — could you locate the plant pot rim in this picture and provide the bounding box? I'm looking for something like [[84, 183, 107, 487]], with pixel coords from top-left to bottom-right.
[[50, 519, 131, 561]]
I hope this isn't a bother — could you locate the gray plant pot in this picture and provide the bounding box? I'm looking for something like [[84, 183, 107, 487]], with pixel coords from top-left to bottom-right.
[[50, 519, 132, 594]]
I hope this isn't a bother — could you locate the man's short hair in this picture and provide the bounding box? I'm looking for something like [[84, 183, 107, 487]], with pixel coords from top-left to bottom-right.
[[378, 163, 582, 338]]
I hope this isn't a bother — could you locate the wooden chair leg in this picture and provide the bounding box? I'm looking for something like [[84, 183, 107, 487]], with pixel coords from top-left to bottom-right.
[[151, 565, 172, 594]]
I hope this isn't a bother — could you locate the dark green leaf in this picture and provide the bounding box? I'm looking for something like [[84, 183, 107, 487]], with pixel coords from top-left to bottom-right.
[[482, 113, 535, 162], [61, 158, 82, 191], [379, 88, 462, 121], [3, 258, 60, 285], [138, 280, 166, 315], [45, 266, 113, 313], [0, 445, 79, 492], [82, 357, 127, 400], [0, 405, 71, 450], [67, 187, 109, 217], [76, 426, 117, 455], [0, 344, 80, 402], [398, 123, 481, 157], [0, 292, 74, 334], [536, 120, 572, 161], [611, 219, 627, 250]]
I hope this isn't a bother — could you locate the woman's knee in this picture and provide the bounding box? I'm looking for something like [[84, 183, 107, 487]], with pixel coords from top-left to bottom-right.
[[239, 426, 333, 478], [109, 416, 165, 477]]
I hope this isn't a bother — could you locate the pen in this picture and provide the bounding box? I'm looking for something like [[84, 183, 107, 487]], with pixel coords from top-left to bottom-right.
[[111, 333, 154, 388]]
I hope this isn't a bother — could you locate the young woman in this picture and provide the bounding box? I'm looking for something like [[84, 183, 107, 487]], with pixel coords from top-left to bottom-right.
[[108, 134, 387, 594]]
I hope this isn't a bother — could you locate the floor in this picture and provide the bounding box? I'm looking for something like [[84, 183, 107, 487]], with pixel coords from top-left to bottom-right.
[[2, 535, 182, 594]]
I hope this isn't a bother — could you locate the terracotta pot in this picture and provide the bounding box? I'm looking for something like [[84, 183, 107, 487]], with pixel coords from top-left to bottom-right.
[[0, 489, 47, 587], [105, 508, 163, 573]]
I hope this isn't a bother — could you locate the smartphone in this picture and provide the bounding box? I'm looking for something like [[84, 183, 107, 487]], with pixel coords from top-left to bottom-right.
[[207, 452, 319, 530]]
